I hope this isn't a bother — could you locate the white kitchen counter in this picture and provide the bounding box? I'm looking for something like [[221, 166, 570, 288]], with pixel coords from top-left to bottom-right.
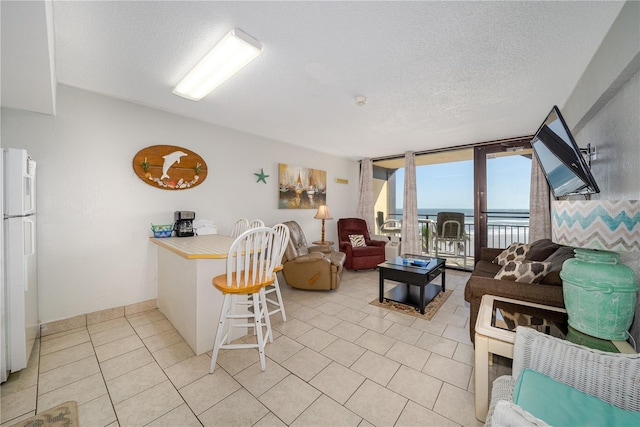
[[150, 234, 245, 355]]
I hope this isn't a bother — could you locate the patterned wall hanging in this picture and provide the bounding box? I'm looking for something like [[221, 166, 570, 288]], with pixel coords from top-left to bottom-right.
[[278, 163, 327, 209], [133, 145, 207, 190], [552, 200, 640, 252]]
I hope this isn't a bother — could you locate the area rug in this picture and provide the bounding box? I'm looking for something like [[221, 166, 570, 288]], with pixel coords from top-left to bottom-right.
[[11, 401, 79, 427], [369, 289, 453, 321]]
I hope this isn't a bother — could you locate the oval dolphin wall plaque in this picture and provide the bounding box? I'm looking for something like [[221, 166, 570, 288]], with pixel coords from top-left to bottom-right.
[[132, 145, 207, 190]]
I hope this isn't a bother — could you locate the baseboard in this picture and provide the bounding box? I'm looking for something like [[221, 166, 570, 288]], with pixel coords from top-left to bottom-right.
[[40, 299, 157, 337]]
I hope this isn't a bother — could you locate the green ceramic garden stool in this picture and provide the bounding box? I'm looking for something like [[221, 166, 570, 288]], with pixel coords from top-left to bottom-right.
[[560, 248, 638, 340]]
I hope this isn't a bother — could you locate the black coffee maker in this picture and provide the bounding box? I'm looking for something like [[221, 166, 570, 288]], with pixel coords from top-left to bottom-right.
[[174, 211, 195, 237]]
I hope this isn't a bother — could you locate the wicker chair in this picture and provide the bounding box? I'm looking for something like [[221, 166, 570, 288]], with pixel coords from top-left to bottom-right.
[[485, 327, 640, 426]]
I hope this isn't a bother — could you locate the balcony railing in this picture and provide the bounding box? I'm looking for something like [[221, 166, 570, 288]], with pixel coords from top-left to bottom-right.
[[385, 211, 530, 270]]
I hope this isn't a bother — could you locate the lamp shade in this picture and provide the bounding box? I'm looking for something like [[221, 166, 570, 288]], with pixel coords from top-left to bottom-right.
[[551, 200, 640, 252], [314, 205, 333, 220]]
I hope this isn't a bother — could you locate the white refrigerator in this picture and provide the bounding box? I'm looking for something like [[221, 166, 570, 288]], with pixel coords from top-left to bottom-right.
[[1, 148, 38, 382]]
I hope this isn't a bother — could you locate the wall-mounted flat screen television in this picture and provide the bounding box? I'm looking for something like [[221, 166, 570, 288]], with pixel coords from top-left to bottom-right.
[[531, 106, 599, 198]]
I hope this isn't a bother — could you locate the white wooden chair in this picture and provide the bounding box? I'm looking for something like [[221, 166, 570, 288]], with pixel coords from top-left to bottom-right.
[[249, 219, 265, 229], [209, 227, 278, 373], [230, 218, 249, 238], [264, 223, 290, 322]]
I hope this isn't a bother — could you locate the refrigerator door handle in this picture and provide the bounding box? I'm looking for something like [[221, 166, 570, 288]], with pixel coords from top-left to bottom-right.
[[24, 218, 36, 292]]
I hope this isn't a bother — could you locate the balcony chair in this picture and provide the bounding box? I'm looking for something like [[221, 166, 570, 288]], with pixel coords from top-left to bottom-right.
[[434, 211, 467, 267], [281, 221, 346, 290], [337, 218, 386, 270], [209, 227, 280, 373], [376, 211, 402, 236], [485, 326, 640, 426]]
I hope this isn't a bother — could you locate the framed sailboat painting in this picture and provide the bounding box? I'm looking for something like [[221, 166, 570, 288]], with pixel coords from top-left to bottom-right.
[[278, 164, 327, 209]]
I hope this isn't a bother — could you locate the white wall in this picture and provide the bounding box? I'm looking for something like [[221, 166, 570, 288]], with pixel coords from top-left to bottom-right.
[[575, 70, 639, 199], [563, 0, 640, 347], [563, 1, 639, 136], [1, 85, 360, 324], [574, 70, 640, 346]]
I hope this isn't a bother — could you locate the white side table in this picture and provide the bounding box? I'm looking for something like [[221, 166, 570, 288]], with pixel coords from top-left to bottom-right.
[[474, 295, 635, 421]]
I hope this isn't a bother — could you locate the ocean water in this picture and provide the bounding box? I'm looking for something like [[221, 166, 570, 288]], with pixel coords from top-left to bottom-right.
[[390, 208, 531, 250], [392, 208, 530, 226]]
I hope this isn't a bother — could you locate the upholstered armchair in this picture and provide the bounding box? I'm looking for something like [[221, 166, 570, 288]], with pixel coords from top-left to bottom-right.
[[337, 218, 386, 270], [281, 221, 346, 291]]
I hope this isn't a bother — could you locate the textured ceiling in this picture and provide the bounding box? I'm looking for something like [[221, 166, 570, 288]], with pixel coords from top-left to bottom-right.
[[2, 1, 626, 160]]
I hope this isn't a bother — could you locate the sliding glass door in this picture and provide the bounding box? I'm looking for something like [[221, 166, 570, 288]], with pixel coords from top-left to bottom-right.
[[474, 143, 532, 257], [374, 150, 475, 269], [374, 138, 532, 270]]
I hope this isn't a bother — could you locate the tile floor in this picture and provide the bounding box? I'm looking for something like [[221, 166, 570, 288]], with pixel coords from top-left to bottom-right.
[[1, 268, 511, 426]]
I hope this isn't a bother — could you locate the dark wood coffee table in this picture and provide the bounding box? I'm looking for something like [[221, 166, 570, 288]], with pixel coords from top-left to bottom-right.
[[378, 255, 446, 314]]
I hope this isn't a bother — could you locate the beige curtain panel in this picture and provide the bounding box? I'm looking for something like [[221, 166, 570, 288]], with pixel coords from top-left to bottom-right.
[[528, 153, 552, 242], [357, 158, 375, 233], [402, 151, 421, 255]]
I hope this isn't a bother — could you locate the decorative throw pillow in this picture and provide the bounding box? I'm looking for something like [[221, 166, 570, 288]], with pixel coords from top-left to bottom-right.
[[348, 234, 366, 247], [540, 246, 576, 286], [513, 369, 639, 427], [493, 242, 530, 266], [494, 261, 551, 284], [490, 400, 550, 427], [525, 239, 560, 262]]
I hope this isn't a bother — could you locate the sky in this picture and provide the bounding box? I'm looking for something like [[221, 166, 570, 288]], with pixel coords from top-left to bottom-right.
[[395, 155, 531, 211]]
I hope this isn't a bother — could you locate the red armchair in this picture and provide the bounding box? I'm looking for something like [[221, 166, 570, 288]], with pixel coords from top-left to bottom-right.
[[337, 218, 386, 270]]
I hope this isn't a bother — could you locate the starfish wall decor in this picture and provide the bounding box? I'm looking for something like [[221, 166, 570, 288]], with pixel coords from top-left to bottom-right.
[[254, 168, 269, 184]]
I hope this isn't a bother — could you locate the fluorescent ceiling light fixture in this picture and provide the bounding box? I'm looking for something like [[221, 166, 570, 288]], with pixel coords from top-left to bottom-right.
[[173, 29, 262, 101]]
